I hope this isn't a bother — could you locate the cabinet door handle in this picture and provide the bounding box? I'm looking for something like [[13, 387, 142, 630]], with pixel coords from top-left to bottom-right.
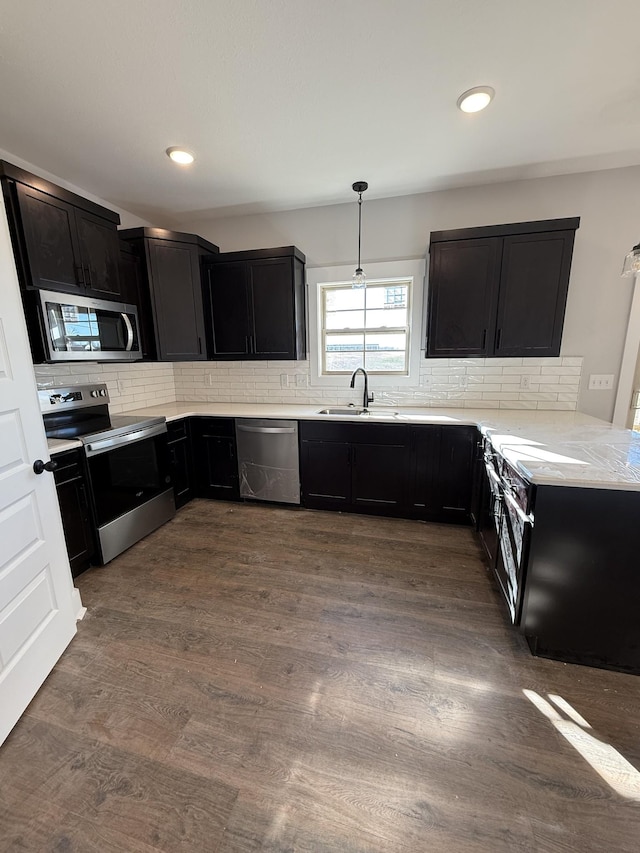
[[198, 336, 202, 355], [84, 266, 92, 287], [496, 328, 502, 350], [481, 329, 487, 349], [245, 335, 251, 354], [74, 265, 85, 285], [250, 335, 255, 354]]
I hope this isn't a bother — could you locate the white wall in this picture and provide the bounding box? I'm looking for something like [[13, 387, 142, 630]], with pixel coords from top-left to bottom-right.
[[181, 166, 640, 421]]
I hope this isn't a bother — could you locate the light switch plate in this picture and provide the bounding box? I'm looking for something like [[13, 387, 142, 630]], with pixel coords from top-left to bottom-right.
[[588, 374, 614, 390]]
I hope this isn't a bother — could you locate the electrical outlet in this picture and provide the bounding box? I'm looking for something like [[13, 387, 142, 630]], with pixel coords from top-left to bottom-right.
[[520, 375, 530, 390], [117, 379, 125, 394], [420, 374, 432, 387], [207, 372, 214, 386], [588, 374, 614, 390], [280, 374, 289, 388], [459, 375, 468, 388], [295, 373, 307, 388]]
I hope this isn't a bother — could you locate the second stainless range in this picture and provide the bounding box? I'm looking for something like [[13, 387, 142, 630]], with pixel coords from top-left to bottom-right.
[[40, 384, 175, 563]]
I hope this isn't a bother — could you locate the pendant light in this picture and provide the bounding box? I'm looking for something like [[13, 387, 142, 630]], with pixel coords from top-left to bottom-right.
[[622, 242, 640, 277], [352, 181, 368, 288]]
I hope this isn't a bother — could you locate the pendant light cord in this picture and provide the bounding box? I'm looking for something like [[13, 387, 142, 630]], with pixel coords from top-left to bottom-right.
[[357, 191, 362, 271]]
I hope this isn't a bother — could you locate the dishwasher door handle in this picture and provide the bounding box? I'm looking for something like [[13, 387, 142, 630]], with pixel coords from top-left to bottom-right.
[[236, 425, 297, 435]]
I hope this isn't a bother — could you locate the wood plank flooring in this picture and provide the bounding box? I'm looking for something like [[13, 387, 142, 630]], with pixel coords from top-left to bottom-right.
[[2, 499, 640, 851]]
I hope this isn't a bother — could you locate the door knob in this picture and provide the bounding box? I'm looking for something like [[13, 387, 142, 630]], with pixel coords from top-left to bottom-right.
[[33, 459, 57, 475]]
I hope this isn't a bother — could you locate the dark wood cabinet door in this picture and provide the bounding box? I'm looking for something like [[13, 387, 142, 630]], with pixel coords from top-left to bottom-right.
[[119, 244, 155, 359], [408, 425, 442, 518], [167, 420, 193, 508], [205, 262, 251, 357], [437, 426, 476, 522], [427, 238, 500, 356], [494, 231, 575, 357], [15, 183, 83, 293], [249, 258, 295, 357], [191, 419, 239, 500], [351, 443, 408, 513], [53, 451, 95, 577], [300, 440, 351, 509], [147, 240, 206, 361], [75, 209, 122, 299]]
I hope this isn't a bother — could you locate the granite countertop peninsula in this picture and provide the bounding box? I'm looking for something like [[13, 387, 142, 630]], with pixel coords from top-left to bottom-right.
[[48, 401, 640, 491]]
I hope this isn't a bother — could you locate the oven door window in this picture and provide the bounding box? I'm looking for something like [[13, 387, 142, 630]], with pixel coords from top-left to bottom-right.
[[88, 435, 170, 527]]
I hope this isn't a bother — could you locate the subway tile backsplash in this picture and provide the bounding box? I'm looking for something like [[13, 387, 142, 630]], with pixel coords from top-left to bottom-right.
[[33, 362, 176, 414], [33, 357, 583, 412]]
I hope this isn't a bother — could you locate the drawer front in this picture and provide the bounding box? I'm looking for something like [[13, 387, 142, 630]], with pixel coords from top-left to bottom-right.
[[166, 418, 188, 441], [52, 449, 84, 485], [190, 416, 235, 438], [299, 420, 408, 446]]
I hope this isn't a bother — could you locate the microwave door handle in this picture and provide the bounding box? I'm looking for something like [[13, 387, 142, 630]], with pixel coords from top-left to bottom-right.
[[121, 313, 134, 351]]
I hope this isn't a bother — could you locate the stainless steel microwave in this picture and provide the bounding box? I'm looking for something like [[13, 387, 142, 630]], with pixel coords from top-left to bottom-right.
[[37, 289, 142, 362]]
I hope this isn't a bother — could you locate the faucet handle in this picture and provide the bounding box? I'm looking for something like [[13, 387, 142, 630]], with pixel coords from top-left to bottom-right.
[[367, 391, 375, 405]]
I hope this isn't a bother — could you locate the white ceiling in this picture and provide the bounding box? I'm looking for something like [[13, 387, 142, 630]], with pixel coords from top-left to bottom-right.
[[1, 0, 640, 225]]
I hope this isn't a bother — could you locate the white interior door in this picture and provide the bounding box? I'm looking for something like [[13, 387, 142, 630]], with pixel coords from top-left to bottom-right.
[[0, 199, 79, 745]]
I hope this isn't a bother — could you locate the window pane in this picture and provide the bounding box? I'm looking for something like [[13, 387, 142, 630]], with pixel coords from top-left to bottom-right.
[[365, 285, 408, 309], [325, 333, 364, 351], [325, 288, 365, 311], [365, 349, 407, 372], [365, 307, 407, 329], [325, 310, 365, 330], [325, 351, 364, 372]]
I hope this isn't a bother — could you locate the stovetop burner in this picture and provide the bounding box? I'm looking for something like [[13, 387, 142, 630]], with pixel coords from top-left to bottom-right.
[[38, 382, 164, 443]]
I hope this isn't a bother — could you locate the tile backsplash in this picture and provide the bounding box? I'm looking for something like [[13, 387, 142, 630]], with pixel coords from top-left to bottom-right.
[[33, 356, 583, 412], [33, 362, 176, 414], [173, 356, 583, 411]]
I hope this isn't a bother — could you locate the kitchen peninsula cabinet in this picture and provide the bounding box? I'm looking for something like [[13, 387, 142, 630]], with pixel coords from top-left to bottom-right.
[[426, 217, 580, 358], [203, 246, 306, 360], [119, 228, 219, 361], [52, 449, 95, 577], [191, 417, 240, 501], [1, 160, 123, 299]]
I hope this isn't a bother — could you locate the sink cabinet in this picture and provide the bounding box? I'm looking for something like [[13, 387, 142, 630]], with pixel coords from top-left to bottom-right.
[[426, 218, 580, 358], [203, 246, 306, 360], [300, 420, 475, 521], [300, 421, 409, 515], [1, 161, 123, 300]]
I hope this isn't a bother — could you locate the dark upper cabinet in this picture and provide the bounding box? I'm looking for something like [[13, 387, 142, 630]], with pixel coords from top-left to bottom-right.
[[427, 239, 500, 357], [426, 218, 580, 358], [1, 161, 123, 299], [203, 246, 306, 360], [119, 228, 220, 362]]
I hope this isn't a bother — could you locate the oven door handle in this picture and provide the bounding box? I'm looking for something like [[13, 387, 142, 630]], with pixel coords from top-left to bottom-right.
[[121, 313, 134, 352], [84, 423, 167, 457], [502, 487, 533, 526]]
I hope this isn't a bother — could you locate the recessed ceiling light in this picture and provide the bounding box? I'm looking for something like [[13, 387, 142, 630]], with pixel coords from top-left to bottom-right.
[[166, 147, 195, 165], [457, 86, 495, 113]]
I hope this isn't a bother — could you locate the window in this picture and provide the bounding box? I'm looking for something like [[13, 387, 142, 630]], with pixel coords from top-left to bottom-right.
[[320, 279, 412, 375], [307, 259, 425, 387]]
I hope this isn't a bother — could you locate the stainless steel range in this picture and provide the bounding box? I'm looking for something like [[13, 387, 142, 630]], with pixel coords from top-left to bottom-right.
[[39, 383, 175, 564]]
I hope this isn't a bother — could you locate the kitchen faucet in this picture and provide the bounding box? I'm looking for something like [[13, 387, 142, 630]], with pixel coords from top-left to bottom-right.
[[350, 367, 374, 410]]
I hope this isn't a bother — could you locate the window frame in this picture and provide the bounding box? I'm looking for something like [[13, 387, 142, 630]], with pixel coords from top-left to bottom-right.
[[320, 279, 412, 376], [306, 259, 426, 388]]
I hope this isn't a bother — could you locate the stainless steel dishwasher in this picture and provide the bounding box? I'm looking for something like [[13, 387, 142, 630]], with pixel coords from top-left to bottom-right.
[[235, 419, 300, 504]]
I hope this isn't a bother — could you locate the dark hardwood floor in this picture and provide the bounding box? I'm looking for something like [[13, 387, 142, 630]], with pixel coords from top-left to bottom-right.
[[2, 500, 640, 851]]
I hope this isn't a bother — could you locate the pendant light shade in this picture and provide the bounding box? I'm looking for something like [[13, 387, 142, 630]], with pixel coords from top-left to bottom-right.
[[622, 242, 640, 277], [352, 181, 368, 289]]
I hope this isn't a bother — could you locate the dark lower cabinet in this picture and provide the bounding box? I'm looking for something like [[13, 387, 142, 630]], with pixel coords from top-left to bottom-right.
[[300, 421, 409, 516], [408, 425, 476, 522], [190, 417, 240, 501], [167, 419, 194, 508], [52, 450, 95, 578]]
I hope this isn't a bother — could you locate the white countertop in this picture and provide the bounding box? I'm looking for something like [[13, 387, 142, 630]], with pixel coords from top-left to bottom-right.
[[48, 401, 640, 491]]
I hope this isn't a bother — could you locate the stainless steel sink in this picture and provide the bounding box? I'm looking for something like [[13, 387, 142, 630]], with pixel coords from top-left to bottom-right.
[[316, 407, 398, 419], [317, 407, 367, 415]]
